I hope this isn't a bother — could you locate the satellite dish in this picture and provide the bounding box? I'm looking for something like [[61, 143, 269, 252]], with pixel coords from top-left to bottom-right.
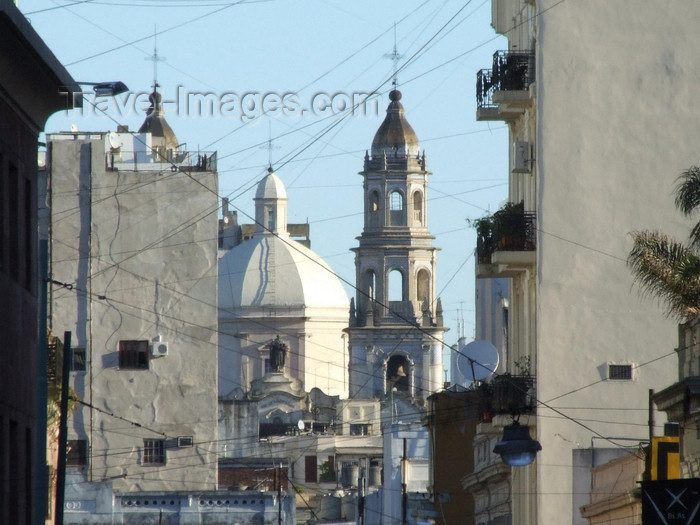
[[108, 132, 121, 149], [297, 420, 305, 431], [457, 340, 499, 382], [70, 124, 78, 133]]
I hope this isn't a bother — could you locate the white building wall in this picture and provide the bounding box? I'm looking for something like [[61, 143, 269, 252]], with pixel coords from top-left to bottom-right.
[[481, 1, 700, 524], [536, 2, 693, 524]]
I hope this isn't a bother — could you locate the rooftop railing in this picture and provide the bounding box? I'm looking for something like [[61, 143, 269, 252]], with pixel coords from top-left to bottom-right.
[[106, 150, 217, 172]]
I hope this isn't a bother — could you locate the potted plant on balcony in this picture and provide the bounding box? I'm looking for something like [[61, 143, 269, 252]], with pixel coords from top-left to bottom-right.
[[473, 216, 495, 263], [493, 358, 534, 415], [494, 200, 526, 251]]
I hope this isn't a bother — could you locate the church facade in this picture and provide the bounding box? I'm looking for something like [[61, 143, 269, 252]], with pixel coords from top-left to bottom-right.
[[218, 170, 350, 399]]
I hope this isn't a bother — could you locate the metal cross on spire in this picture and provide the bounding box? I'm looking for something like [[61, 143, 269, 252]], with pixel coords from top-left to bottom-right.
[[145, 27, 166, 90], [259, 121, 280, 171], [383, 22, 403, 89]]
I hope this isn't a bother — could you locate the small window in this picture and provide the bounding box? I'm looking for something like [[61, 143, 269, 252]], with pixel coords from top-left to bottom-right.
[[143, 439, 165, 465], [608, 364, 633, 381], [70, 347, 86, 372], [66, 439, 88, 467], [119, 340, 149, 370], [350, 424, 372, 436], [266, 206, 275, 231]]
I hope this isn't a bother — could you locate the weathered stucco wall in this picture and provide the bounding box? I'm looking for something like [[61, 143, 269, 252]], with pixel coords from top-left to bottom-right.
[[49, 133, 219, 494]]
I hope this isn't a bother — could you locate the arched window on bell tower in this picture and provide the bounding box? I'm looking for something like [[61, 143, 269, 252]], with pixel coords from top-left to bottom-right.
[[388, 268, 404, 302], [389, 190, 405, 226], [412, 191, 423, 226], [369, 190, 380, 227], [362, 269, 377, 310], [387, 354, 410, 392], [416, 268, 430, 305]]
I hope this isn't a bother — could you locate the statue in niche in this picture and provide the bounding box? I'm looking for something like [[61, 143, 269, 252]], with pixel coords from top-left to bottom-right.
[[269, 336, 287, 373]]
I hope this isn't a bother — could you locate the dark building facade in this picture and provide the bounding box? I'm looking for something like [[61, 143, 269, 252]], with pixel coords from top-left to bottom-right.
[[0, 1, 78, 522]]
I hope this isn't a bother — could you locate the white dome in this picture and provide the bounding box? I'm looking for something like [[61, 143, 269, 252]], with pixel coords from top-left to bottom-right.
[[219, 234, 349, 310], [255, 171, 287, 200]]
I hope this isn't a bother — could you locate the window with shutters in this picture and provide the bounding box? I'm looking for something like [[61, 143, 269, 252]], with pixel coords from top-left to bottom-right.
[[119, 340, 149, 370]]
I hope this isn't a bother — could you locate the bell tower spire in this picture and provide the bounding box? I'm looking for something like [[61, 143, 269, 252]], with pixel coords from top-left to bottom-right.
[[346, 90, 445, 404]]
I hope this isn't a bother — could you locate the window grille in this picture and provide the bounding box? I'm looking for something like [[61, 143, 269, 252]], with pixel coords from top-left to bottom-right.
[[608, 364, 633, 381], [143, 439, 165, 465]]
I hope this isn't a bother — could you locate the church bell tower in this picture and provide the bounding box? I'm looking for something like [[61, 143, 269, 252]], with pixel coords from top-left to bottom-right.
[[346, 89, 446, 404]]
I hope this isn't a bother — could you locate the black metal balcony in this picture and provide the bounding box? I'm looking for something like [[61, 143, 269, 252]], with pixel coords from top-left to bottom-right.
[[475, 202, 536, 264], [477, 50, 535, 110], [477, 375, 536, 422]]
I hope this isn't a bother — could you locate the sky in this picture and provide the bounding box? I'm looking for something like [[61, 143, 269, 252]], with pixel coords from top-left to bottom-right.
[[26, 0, 509, 361]]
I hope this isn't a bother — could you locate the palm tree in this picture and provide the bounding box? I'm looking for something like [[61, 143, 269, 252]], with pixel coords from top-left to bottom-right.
[[628, 167, 700, 321]]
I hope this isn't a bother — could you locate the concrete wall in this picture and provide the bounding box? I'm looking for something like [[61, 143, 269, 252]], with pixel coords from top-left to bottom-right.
[[48, 132, 219, 495]]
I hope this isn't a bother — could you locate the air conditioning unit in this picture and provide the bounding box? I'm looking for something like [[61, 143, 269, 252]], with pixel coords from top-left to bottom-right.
[[513, 141, 530, 173], [150, 341, 169, 357], [177, 436, 193, 448]]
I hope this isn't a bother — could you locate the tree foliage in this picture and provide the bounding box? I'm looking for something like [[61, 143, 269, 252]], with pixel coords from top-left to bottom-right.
[[628, 167, 700, 321]]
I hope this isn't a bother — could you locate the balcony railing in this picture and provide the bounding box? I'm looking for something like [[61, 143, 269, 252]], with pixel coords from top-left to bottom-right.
[[476, 205, 536, 264], [477, 50, 535, 110], [478, 374, 536, 422]]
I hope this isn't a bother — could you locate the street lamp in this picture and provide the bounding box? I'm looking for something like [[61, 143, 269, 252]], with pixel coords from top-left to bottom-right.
[[493, 421, 542, 467], [77, 81, 129, 96]]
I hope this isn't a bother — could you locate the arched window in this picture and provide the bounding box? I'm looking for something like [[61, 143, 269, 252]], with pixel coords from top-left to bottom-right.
[[389, 191, 405, 226], [369, 191, 380, 227], [364, 270, 376, 301], [416, 269, 430, 304], [412, 191, 422, 225], [265, 206, 275, 231], [390, 191, 404, 211], [387, 355, 410, 392], [388, 269, 404, 302]]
